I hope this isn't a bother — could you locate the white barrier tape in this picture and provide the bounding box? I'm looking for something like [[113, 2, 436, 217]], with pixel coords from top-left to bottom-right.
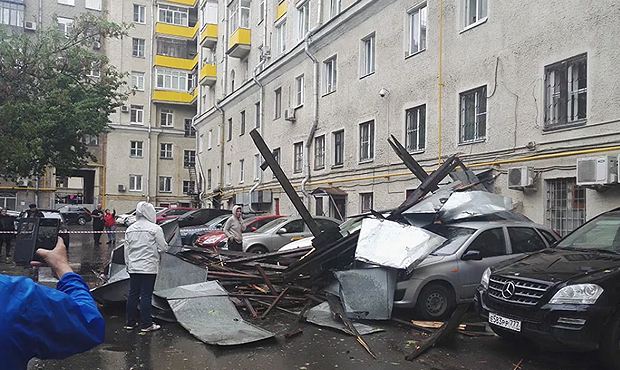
[[0, 230, 126, 234]]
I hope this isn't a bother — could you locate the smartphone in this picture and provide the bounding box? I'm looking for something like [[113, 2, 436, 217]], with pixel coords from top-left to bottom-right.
[[14, 218, 60, 265]]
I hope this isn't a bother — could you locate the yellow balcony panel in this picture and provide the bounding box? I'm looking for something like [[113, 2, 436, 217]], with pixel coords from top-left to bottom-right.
[[227, 28, 251, 58], [153, 90, 195, 105], [276, 1, 288, 21], [154, 54, 197, 71], [155, 22, 198, 39], [199, 63, 217, 85], [165, 0, 197, 6], [200, 24, 218, 48]]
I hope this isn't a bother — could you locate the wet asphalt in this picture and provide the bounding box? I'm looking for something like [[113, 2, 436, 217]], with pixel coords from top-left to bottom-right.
[[0, 225, 605, 370]]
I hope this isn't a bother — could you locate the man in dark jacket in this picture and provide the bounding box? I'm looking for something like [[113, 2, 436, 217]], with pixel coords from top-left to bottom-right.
[[91, 204, 104, 245], [0, 208, 15, 263], [25, 204, 44, 218]]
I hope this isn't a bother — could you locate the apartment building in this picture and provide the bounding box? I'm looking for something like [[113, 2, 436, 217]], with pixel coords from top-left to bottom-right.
[[194, 0, 620, 235]]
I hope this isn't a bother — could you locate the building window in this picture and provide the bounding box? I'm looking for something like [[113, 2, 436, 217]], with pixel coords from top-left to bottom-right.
[[323, 56, 337, 94], [130, 105, 144, 124], [207, 130, 213, 149], [160, 143, 173, 159], [295, 75, 304, 107], [228, 0, 250, 34], [359, 120, 375, 162], [258, 0, 265, 23], [360, 192, 373, 213], [240, 111, 246, 135], [198, 134, 204, 153], [407, 3, 427, 56], [227, 118, 233, 141], [239, 159, 245, 183], [255, 101, 261, 128], [184, 150, 196, 168], [333, 130, 344, 166], [132, 38, 145, 58], [58, 0, 75, 6], [183, 180, 196, 194], [274, 88, 282, 119], [157, 38, 194, 58], [160, 108, 174, 127], [463, 0, 487, 28], [158, 4, 189, 26], [405, 105, 426, 151], [82, 134, 99, 146], [226, 163, 232, 185], [85, 0, 101, 10], [133, 4, 146, 23], [360, 33, 375, 77], [129, 175, 143, 192], [272, 148, 281, 178], [329, 0, 341, 18], [297, 1, 309, 40], [156, 68, 192, 92], [130, 141, 143, 157], [293, 142, 303, 173], [207, 169, 212, 189], [57, 17, 74, 35], [459, 86, 487, 143], [159, 176, 172, 193], [545, 178, 586, 236], [0, 2, 24, 27], [230, 70, 236, 91], [314, 135, 325, 170], [184, 119, 196, 137], [275, 19, 287, 54], [544, 54, 587, 128], [254, 154, 261, 181], [131, 71, 145, 91]]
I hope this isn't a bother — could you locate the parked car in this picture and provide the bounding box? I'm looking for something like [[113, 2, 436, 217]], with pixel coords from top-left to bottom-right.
[[58, 205, 92, 225], [156, 207, 195, 224], [476, 208, 620, 367], [176, 208, 231, 228], [194, 214, 285, 248], [17, 209, 71, 249], [116, 207, 165, 226], [241, 216, 341, 254], [180, 214, 231, 246], [279, 216, 366, 252], [393, 221, 560, 320]]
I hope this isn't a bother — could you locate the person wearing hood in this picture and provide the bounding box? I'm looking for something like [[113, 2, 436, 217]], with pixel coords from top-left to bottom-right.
[[124, 202, 168, 333], [223, 205, 243, 251]]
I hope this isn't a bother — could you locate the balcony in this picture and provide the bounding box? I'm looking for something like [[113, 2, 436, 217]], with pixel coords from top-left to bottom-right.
[[165, 0, 197, 6], [199, 63, 217, 85], [153, 90, 196, 105], [276, 1, 288, 21], [154, 54, 198, 71], [227, 28, 251, 58], [155, 22, 199, 39], [200, 24, 218, 48]]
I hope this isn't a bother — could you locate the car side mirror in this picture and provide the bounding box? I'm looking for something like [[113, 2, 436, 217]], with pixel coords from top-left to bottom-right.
[[462, 250, 483, 261], [277, 227, 287, 234]]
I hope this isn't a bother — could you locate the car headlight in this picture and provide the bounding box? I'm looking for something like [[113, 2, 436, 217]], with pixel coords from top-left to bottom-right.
[[549, 284, 604, 304], [481, 268, 491, 290]]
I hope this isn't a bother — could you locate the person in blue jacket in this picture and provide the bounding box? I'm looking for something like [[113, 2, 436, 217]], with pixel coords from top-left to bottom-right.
[[0, 237, 105, 369]]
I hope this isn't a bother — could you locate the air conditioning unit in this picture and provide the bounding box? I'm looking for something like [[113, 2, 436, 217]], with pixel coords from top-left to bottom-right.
[[118, 184, 126, 192], [16, 177, 29, 187], [120, 105, 130, 113], [24, 21, 37, 31], [284, 109, 296, 122], [507, 166, 535, 189], [576, 156, 618, 186], [93, 41, 101, 50]]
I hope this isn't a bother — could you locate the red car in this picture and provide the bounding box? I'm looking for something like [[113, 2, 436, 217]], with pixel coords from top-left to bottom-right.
[[156, 207, 196, 224], [194, 214, 284, 249]]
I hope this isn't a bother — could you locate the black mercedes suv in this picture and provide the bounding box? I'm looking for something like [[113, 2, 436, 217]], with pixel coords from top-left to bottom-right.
[[476, 208, 620, 367]]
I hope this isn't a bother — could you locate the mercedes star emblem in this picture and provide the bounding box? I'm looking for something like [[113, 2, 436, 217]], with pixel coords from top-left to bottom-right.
[[502, 281, 516, 299]]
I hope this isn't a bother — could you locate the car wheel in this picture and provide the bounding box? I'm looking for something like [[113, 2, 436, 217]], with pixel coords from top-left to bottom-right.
[[414, 282, 455, 320], [247, 245, 268, 254], [599, 311, 620, 368], [77, 217, 86, 225]]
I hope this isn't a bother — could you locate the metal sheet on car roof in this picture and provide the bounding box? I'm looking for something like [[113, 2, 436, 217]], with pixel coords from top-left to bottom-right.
[[438, 191, 513, 221]]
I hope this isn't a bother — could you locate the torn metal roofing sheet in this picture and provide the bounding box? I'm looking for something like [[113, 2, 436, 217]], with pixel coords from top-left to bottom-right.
[[333, 266, 398, 320], [155, 281, 275, 346], [304, 302, 384, 336], [439, 191, 513, 221], [153, 253, 208, 292]]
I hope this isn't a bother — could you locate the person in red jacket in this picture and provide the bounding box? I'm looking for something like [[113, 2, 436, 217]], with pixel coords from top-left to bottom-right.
[[103, 209, 116, 245]]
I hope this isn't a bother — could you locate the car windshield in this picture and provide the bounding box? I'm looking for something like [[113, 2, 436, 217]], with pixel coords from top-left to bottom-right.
[[556, 214, 620, 252], [256, 217, 289, 233], [427, 225, 476, 256]]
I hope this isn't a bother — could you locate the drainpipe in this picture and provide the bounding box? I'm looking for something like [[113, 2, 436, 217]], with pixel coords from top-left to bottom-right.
[[145, 1, 156, 203], [301, 27, 320, 207], [215, 100, 225, 193], [248, 59, 267, 212], [191, 116, 206, 206]]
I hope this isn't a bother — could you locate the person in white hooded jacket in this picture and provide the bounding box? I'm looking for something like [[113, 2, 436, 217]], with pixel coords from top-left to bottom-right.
[[123, 201, 168, 333]]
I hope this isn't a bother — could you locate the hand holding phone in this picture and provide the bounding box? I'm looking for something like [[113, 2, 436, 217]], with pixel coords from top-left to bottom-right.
[[31, 237, 73, 279]]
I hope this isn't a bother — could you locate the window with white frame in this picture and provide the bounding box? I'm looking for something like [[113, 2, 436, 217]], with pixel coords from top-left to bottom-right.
[[0, 2, 24, 27], [360, 34, 375, 77], [359, 120, 375, 162], [333, 130, 344, 166], [323, 56, 337, 94], [160, 108, 174, 127], [58, 0, 74, 6], [184, 150, 196, 168], [459, 86, 487, 143], [228, 0, 250, 34], [131, 71, 145, 91], [274, 88, 282, 119], [275, 19, 287, 54], [463, 0, 487, 28], [293, 142, 303, 173], [133, 4, 146, 23], [57, 17, 73, 35], [130, 105, 144, 124], [239, 159, 245, 183], [158, 4, 189, 26], [295, 75, 304, 107], [255, 101, 261, 128], [201, 1, 218, 25], [130, 141, 143, 157], [87, 62, 100, 78], [129, 174, 143, 191], [226, 163, 232, 185], [85, 0, 101, 10], [157, 38, 193, 58], [329, 0, 341, 18], [407, 3, 427, 56], [207, 130, 213, 149], [545, 178, 586, 236], [160, 143, 173, 159], [314, 135, 325, 170], [132, 38, 145, 57], [183, 180, 196, 194], [360, 192, 373, 213], [156, 68, 191, 91], [254, 154, 261, 181], [207, 169, 212, 189], [297, 1, 309, 40], [258, 0, 265, 23], [544, 54, 587, 128], [405, 105, 426, 151], [159, 176, 172, 193], [184, 118, 196, 137]]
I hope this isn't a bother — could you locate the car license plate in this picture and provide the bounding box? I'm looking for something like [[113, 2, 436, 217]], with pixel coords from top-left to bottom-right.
[[489, 312, 521, 332]]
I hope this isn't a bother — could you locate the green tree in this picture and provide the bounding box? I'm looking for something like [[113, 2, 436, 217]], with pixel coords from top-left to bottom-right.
[[0, 14, 129, 178]]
